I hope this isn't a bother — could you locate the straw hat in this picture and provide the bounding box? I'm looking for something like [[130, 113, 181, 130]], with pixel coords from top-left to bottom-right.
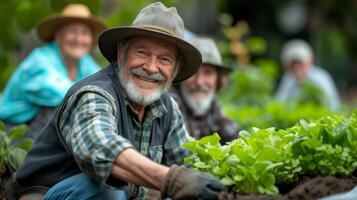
[[36, 4, 107, 42], [192, 37, 231, 71], [98, 2, 202, 83]]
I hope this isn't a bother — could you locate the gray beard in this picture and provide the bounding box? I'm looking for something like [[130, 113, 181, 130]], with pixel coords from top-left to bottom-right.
[[180, 85, 215, 117], [118, 64, 171, 106]]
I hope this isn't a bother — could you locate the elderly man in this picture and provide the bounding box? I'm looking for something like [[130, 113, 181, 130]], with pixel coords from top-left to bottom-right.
[[170, 37, 239, 144], [0, 4, 106, 139], [275, 39, 341, 110], [5, 2, 224, 200]]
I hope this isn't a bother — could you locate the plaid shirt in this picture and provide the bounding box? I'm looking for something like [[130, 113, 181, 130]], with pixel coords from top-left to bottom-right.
[[170, 87, 239, 144], [59, 85, 190, 199]]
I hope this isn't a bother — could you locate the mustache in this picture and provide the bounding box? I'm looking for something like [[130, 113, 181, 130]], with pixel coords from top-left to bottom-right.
[[184, 84, 211, 93], [131, 67, 165, 82]]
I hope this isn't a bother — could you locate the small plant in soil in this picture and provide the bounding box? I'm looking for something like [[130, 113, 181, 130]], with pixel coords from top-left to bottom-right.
[[0, 122, 33, 199]]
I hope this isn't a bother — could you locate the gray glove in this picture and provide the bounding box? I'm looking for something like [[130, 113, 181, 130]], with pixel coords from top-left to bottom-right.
[[161, 165, 224, 200]]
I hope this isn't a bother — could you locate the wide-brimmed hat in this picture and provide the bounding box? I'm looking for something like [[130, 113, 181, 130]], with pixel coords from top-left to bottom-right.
[[98, 2, 202, 83], [192, 37, 232, 71], [36, 4, 107, 42]]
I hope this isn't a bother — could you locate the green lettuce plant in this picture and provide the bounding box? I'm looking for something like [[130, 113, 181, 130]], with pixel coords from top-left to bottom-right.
[[0, 122, 33, 175], [184, 111, 357, 195]]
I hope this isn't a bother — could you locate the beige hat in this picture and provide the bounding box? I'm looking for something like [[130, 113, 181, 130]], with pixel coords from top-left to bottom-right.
[[98, 2, 202, 83], [36, 4, 107, 42], [281, 39, 313, 64], [192, 37, 231, 71]]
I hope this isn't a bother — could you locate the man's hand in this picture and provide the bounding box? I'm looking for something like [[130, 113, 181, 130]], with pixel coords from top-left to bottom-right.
[[161, 165, 224, 200]]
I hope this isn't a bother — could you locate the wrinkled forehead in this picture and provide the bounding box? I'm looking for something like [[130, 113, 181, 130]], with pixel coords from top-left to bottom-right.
[[202, 63, 219, 70], [129, 35, 179, 56]]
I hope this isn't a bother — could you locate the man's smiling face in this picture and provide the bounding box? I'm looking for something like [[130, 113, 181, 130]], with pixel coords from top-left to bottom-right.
[[117, 35, 179, 106]]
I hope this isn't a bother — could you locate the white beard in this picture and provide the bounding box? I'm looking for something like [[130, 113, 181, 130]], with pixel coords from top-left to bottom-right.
[[118, 64, 171, 106], [180, 84, 215, 116]]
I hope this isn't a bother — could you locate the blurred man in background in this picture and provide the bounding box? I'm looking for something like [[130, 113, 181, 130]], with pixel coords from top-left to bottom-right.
[[275, 39, 341, 110], [0, 4, 106, 139], [170, 37, 239, 144]]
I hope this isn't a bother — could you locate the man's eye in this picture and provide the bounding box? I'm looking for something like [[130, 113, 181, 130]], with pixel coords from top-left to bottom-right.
[[160, 57, 173, 65], [137, 50, 148, 57], [204, 69, 216, 76]]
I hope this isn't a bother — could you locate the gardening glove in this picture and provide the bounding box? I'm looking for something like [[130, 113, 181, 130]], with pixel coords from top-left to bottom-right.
[[161, 164, 224, 200]]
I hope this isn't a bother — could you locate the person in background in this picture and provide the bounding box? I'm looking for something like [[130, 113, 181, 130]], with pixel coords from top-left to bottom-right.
[[184, 28, 197, 43], [170, 37, 239, 144], [0, 4, 107, 139], [5, 2, 224, 200], [275, 39, 341, 110]]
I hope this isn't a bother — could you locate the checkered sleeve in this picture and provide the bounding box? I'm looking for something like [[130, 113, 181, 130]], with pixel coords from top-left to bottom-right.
[[162, 97, 192, 166], [59, 85, 134, 185]]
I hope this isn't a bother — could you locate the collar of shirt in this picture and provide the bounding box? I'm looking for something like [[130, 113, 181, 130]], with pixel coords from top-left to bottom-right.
[[124, 96, 167, 125]]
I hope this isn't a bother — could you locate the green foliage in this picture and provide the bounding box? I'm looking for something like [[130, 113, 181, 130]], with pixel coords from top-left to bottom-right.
[[220, 65, 275, 107], [295, 81, 329, 106], [291, 113, 357, 176], [0, 122, 33, 175], [246, 37, 268, 55], [224, 101, 332, 130], [15, 1, 50, 32], [219, 63, 337, 130], [184, 111, 357, 195], [105, 0, 184, 27]]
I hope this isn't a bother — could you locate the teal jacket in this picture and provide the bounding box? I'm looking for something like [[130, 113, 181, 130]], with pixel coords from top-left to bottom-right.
[[0, 42, 101, 124]]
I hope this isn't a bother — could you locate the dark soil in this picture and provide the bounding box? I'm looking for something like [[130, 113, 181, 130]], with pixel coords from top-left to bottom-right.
[[219, 176, 357, 200], [0, 169, 11, 200]]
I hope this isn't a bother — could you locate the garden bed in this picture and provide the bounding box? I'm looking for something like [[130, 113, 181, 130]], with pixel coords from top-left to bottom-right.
[[219, 175, 357, 200], [184, 112, 357, 199]]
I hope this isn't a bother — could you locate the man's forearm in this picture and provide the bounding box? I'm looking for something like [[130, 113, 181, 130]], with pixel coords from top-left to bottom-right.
[[111, 148, 169, 190], [111, 165, 151, 187]]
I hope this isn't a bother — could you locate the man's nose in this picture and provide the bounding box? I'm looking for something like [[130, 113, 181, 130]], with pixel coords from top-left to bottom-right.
[[143, 56, 159, 73], [193, 72, 205, 86]]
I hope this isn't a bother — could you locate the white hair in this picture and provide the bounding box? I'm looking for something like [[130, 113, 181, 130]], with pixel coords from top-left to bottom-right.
[[180, 84, 215, 116]]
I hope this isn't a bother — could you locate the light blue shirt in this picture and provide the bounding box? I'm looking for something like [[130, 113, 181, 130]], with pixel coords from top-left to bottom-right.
[[275, 66, 341, 111], [0, 42, 101, 124]]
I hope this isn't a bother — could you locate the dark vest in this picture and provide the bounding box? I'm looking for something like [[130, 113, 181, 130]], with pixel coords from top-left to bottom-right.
[[5, 64, 173, 199]]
